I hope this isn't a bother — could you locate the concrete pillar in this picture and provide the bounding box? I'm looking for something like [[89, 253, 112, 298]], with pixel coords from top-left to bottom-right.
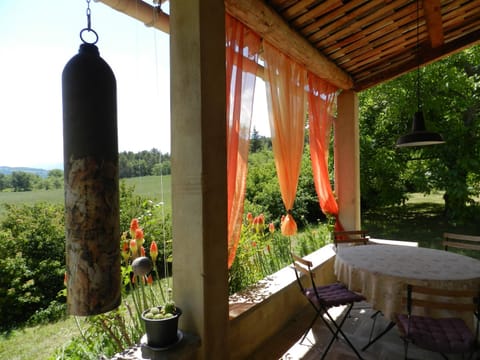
[[334, 90, 361, 230], [170, 1, 228, 359]]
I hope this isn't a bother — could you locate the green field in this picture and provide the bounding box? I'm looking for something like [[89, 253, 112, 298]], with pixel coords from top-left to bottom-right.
[[0, 176, 172, 219]]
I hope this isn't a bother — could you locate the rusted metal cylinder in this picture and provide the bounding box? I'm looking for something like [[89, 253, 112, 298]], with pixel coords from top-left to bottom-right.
[[62, 43, 120, 315]]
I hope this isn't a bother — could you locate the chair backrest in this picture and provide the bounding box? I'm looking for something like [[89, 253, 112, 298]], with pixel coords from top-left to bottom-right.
[[403, 284, 480, 337], [443, 232, 480, 252], [291, 253, 316, 294], [333, 230, 369, 247]]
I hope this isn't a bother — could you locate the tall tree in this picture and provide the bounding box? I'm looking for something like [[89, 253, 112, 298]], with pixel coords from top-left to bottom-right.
[[359, 45, 480, 221]]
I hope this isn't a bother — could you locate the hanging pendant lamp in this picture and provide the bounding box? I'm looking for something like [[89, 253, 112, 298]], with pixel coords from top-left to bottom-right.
[[396, 111, 445, 147], [62, 0, 120, 316], [396, 1, 445, 148]]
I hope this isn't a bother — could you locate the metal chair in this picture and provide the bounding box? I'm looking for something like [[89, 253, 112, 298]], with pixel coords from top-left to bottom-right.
[[396, 284, 480, 360], [333, 230, 369, 248], [291, 253, 366, 359]]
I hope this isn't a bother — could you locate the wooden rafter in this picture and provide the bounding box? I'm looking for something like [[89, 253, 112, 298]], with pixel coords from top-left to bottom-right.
[[422, 0, 444, 48]]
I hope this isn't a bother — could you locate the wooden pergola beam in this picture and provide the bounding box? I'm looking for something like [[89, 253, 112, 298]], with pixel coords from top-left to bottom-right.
[[225, 0, 354, 90], [95, 0, 169, 33], [423, 0, 444, 48]]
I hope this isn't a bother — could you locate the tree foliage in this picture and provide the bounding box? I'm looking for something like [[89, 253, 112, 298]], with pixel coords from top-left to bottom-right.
[[359, 45, 480, 220], [119, 148, 171, 178], [245, 145, 326, 229]]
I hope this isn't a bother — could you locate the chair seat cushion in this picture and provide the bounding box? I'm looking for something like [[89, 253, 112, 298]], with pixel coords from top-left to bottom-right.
[[304, 283, 365, 307], [396, 314, 475, 354]]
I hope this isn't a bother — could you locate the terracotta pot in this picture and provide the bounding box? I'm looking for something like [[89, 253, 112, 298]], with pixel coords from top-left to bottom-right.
[[141, 306, 182, 348]]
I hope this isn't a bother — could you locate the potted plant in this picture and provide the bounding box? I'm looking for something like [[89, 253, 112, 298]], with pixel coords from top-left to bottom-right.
[[141, 300, 182, 348], [123, 218, 182, 349]]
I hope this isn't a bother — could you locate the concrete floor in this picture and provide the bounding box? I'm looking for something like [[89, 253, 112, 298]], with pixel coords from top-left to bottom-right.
[[277, 303, 478, 360]]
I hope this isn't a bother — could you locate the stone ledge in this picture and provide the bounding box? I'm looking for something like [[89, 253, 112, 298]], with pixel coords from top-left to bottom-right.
[[228, 244, 337, 359], [106, 332, 201, 360]]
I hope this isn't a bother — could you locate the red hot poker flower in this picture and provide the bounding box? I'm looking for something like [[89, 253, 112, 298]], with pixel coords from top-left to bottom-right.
[[130, 239, 138, 256], [135, 228, 145, 248], [130, 218, 139, 236], [150, 241, 158, 263], [269, 222, 275, 233]]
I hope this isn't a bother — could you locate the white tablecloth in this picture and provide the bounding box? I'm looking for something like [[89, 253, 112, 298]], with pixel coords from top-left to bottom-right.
[[334, 244, 480, 325]]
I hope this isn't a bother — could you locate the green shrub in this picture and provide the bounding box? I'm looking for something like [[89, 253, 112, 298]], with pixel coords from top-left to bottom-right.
[[228, 213, 331, 295], [0, 203, 65, 331]]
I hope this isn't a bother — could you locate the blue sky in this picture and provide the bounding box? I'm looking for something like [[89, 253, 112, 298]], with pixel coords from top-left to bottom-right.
[[0, 1, 170, 169], [0, 1, 269, 169]]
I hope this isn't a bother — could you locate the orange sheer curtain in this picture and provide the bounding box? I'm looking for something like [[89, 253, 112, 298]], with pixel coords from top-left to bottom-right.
[[226, 15, 261, 268], [307, 73, 343, 231], [263, 42, 308, 235]]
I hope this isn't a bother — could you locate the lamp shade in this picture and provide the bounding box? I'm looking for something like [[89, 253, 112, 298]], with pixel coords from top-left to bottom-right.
[[396, 111, 445, 147]]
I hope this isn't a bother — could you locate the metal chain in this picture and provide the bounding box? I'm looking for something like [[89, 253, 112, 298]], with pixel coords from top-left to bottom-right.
[[80, 0, 98, 44], [86, 0, 92, 30]]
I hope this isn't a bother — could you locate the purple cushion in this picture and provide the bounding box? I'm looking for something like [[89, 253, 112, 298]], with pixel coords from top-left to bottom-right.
[[304, 283, 365, 307], [397, 314, 475, 354]]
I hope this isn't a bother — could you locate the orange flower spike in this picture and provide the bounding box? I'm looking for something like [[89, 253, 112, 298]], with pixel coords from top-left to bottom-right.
[[147, 274, 153, 286], [135, 228, 144, 248], [140, 246, 146, 257], [150, 241, 158, 263], [269, 222, 275, 234], [246, 212, 253, 225], [253, 216, 261, 233], [254, 215, 265, 233], [130, 239, 138, 256], [258, 213, 265, 225], [281, 213, 297, 236], [121, 241, 130, 263], [130, 219, 140, 239]]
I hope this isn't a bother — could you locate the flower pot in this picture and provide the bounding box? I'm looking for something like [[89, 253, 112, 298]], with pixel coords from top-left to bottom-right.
[[141, 306, 182, 348]]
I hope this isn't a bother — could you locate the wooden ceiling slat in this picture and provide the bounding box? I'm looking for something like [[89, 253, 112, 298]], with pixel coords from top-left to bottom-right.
[[343, 29, 428, 71], [291, 0, 343, 26], [300, 0, 372, 36], [354, 54, 415, 85], [313, 0, 412, 49], [321, 3, 417, 58], [342, 33, 425, 74], [281, 0, 317, 19], [444, 21, 480, 44]]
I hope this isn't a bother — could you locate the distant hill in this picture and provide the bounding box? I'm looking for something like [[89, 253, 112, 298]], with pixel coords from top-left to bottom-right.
[[0, 166, 49, 178]]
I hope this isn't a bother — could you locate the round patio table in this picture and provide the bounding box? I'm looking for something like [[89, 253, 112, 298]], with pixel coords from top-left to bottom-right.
[[334, 244, 480, 324]]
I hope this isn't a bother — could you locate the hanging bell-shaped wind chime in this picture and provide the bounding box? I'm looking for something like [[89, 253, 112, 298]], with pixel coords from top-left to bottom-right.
[[62, 0, 120, 316]]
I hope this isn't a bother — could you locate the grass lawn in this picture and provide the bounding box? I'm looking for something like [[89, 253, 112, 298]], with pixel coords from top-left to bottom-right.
[[0, 317, 79, 360], [363, 191, 480, 257]]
